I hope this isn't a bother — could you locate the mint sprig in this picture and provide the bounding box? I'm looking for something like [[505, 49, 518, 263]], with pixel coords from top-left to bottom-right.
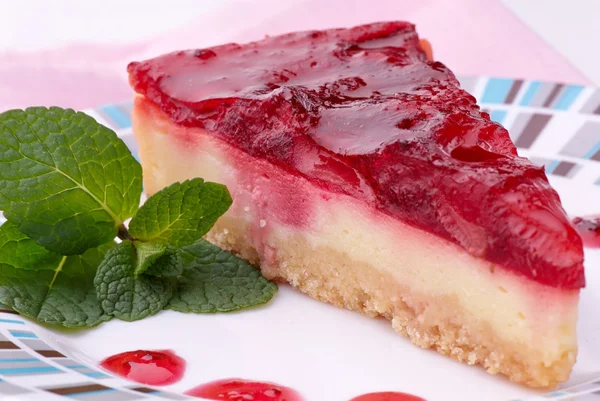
[[0, 107, 142, 255], [144, 246, 183, 277], [129, 178, 232, 247], [0, 222, 113, 327], [133, 241, 168, 275], [94, 241, 176, 322], [0, 106, 277, 328], [169, 240, 277, 313]]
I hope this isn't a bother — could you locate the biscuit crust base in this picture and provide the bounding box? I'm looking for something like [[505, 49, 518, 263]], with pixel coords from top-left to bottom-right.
[[206, 216, 575, 389]]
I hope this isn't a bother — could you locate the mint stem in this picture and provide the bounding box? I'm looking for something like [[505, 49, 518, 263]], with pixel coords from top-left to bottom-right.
[[117, 224, 134, 241]]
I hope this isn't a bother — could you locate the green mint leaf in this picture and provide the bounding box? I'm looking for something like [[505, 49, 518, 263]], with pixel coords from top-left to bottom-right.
[[94, 241, 175, 321], [0, 222, 113, 328], [133, 241, 167, 275], [168, 239, 277, 313], [128, 178, 231, 247], [144, 246, 183, 277], [0, 107, 143, 255]]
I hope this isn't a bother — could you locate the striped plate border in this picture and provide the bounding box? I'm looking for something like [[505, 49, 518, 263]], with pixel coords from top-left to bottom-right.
[[0, 75, 599, 400]]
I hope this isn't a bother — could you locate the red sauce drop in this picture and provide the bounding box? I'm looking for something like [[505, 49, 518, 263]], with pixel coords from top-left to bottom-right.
[[573, 216, 600, 248], [185, 378, 303, 401], [349, 392, 426, 401], [128, 21, 584, 289], [100, 350, 185, 386]]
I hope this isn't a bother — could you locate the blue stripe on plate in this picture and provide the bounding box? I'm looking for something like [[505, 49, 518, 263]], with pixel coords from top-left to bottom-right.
[[554, 85, 584, 110], [100, 105, 131, 128], [10, 331, 37, 339], [481, 78, 513, 104], [0, 366, 61, 375], [0, 319, 25, 325], [545, 160, 560, 174], [519, 81, 541, 106], [83, 372, 110, 378], [584, 141, 600, 159], [489, 109, 507, 124]]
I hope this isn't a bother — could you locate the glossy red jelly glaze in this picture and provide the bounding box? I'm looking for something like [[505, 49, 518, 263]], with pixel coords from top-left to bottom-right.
[[349, 392, 426, 401], [185, 378, 303, 401], [100, 350, 185, 386], [129, 21, 584, 288], [573, 216, 600, 248]]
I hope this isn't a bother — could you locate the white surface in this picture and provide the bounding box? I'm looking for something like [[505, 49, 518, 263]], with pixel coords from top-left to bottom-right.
[[502, 0, 600, 85]]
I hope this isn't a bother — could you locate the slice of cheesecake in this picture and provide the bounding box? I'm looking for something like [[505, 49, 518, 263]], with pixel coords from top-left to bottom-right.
[[127, 21, 585, 387]]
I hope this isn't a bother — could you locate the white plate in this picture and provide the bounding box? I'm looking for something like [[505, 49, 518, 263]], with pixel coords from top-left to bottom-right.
[[0, 75, 599, 401]]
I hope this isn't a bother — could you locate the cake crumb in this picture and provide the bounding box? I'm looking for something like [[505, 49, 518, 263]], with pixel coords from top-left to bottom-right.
[[244, 206, 250, 212], [260, 219, 267, 228]]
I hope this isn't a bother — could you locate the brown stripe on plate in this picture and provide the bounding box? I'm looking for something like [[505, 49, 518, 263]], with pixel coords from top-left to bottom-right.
[[0, 341, 19, 349], [591, 149, 600, 162], [594, 104, 600, 115], [542, 83, 564, 107], [552, 161, 577, 176], [46, 383, 110, 396], [514, 113, 552, 148], [504, 79, 523, 104], [130, 387, 157, 394], [36, 350, 65, 358]]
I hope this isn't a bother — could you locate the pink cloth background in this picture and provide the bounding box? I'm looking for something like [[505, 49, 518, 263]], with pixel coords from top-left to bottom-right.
[[0, 0, 591, 111]]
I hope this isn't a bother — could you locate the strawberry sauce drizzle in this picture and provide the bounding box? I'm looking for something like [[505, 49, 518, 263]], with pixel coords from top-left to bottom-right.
[[185, 378, 303, 401], [349, 392, 426, 401], [100, 350, 185, 386]]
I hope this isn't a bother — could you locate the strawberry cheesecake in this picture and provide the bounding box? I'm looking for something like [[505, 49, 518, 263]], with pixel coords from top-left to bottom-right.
[[127, 21, 585, 387]]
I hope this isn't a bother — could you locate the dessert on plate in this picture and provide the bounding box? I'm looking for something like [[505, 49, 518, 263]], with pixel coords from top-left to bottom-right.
[[127, 21, 585, 388]]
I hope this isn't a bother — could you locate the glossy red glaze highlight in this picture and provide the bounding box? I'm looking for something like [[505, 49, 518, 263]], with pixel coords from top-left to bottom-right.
[[185, 378, 303, 401], [573, 215, 600, 248], [349, 392, 426, 401], [128, 21, 584, 289], [100, 350, 185, 386]]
